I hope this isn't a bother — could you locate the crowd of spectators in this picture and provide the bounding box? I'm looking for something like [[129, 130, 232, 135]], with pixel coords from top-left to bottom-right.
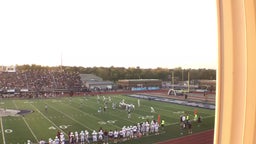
[[0, 70, 83, 97]]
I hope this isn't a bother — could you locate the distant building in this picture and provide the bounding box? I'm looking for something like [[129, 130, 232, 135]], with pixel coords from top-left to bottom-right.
[[85, 81, 114, 90], [197, 80, 216, 92], [80, 74, 114, 91], [197, 80, 216, 86], [0, 65, 16, 72]]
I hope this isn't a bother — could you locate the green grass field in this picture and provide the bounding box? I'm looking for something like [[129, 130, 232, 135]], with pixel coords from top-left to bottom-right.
[[0, 94, 215, 144]]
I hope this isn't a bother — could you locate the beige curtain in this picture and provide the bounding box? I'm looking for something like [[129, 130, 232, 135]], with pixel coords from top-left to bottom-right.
[[215, 0, 256, 143]]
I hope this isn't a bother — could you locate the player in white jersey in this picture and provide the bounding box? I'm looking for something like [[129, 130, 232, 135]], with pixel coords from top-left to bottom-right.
[[113, 129, 119, 143], [54, 136, 60, 144], [98, 129, 104, 142], [85, 130, 90, 143], [45, 104, 48, 112], [80, 130, 85, 143], [128, 108, 131, 118], [132, 125, 137, 138], [60, 132, 65, 144], [126, 126, 131, 140], [75, 131, 79, 143], [92, 130, 98, 143], [108, 96, 112, 102], [137, 123, 141, 133], [155, 121, 160, 135], [180, 115, 186, 135], [138, 99, 140, 107], [39, 139, 46, 144], [48, 138, 53, 144], [129, 126, 134, 139], [150, 107, 155, 113], [142, 122, 146, 135], [98, 106, 102, 113], [150, 120, 155, 133], [103, 95, 106, 102], [112, 102, 116, 109], [104, 103, 107, 112], [69, 132, 74, 143], [97, 95, 100, 103], [120, 129, 126, 142], [108, 129, 114, 143], [145, 121, 150, 135]]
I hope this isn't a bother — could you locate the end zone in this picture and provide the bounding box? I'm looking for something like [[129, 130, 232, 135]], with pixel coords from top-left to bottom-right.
[[0, 108, 33, 117]]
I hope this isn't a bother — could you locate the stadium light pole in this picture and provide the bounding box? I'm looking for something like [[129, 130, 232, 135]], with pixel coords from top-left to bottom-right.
[[182, 69, 184, 81], [172, 71, 174, 89], [188, 71, 190, 92], [60, 51, 63, 71]]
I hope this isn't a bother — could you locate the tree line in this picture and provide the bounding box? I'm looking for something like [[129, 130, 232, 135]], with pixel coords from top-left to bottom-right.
[[17, 65, 216, 82]]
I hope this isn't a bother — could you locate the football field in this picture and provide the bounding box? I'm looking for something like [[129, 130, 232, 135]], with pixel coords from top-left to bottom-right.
[[0, 94, 215, 144]]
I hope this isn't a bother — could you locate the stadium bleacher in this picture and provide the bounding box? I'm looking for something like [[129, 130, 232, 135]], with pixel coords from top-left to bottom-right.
[[0, 70, 83, 97]]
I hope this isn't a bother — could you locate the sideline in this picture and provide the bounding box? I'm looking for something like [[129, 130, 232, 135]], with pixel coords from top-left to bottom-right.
[[128, 94, 215, 110], [0, 117, 6, 144]]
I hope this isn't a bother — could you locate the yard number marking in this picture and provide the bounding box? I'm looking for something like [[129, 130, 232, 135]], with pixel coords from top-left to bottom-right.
[[138, 115, 154, 119], [4, 129, 13, 133], [98, 120, 116, 125], [48, 126, 56, 130], [59, 125, 72, 129], [98, 121, 107, 125]]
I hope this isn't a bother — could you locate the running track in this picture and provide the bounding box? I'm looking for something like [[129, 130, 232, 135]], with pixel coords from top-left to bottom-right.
[[156, 129, 214, 144]]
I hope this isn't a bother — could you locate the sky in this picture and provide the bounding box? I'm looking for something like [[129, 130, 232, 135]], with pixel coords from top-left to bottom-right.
[[0, 0, 217, 69]]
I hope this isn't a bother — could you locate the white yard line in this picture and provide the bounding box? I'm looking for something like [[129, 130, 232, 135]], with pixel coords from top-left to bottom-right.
[[30, 104, 68, 137], [0, 117, 6, 144], [23, 117, 39, 142], [12, 100, 39, 143]]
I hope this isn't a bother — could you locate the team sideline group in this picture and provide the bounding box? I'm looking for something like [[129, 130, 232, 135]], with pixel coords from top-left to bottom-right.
[[33, 118, 161, 144]]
